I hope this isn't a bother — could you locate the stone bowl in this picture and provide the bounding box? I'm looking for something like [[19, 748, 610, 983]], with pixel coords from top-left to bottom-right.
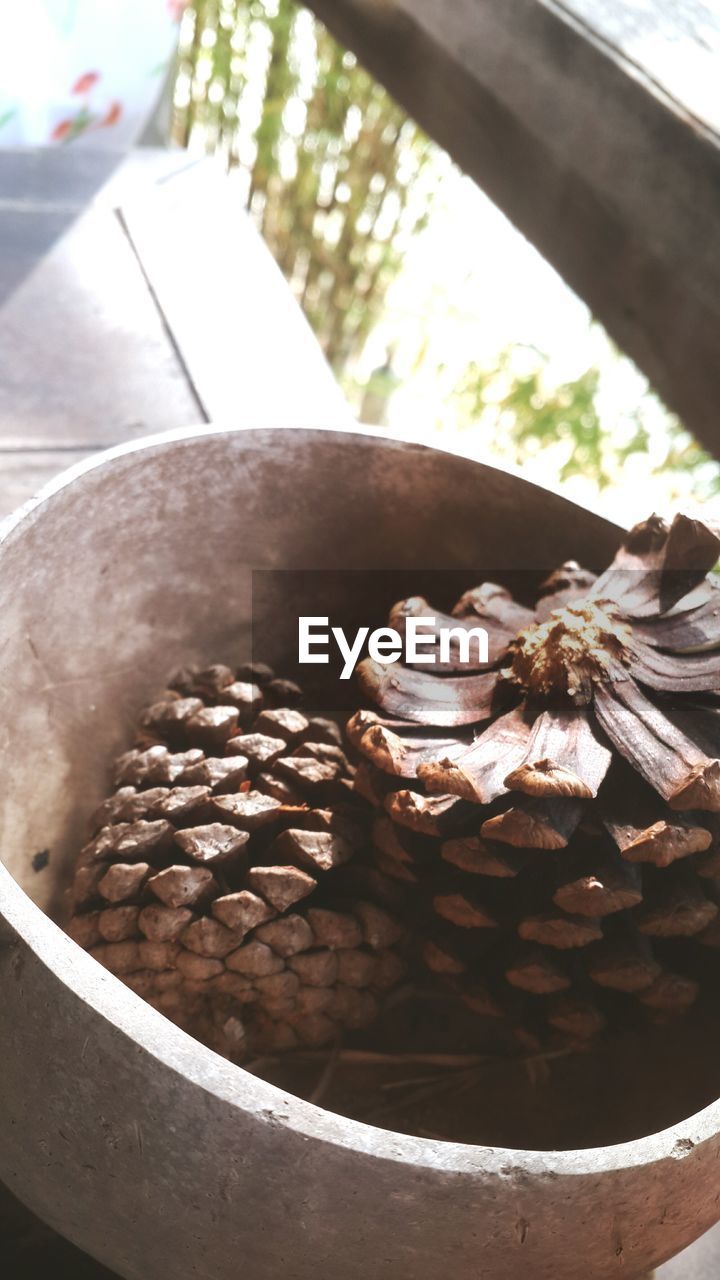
[[0, 425, 718, 1280]]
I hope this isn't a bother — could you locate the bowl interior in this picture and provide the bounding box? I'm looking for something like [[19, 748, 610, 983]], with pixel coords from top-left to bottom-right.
[[4, 425, 719, 1153], [0, 427, 620, 912]]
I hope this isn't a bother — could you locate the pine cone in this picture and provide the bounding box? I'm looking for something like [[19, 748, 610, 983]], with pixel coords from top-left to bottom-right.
[[350, 512, 720, 1048], [67, 663, 406, 1059]]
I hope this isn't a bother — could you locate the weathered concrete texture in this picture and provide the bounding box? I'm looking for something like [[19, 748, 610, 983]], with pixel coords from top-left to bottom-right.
[[1, 426, 718, 1280]]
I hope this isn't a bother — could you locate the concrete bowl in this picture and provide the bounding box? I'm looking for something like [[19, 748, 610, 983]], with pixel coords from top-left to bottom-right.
[[0, 425, 718, 1279]]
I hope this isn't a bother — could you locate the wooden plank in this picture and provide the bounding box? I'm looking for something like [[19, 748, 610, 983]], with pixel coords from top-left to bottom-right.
[[305, 0, 720, 460], [0, 450, 94, 520], [92, 148, 197, 212], [0, 147, 127, 305], [556, 0, 720, 135], [0, 205, 203, 445], [0, 146, 349, 524], [0, 157, 204, 447], [120, 161, 352, 429], [0, 206, 76, 303], [0, 146, 122, 208]]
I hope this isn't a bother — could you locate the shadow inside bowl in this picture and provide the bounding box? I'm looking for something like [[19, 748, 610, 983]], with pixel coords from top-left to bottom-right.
[[3, 426, 719, 1162]]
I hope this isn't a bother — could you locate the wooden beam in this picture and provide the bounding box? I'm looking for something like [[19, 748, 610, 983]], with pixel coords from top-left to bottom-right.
[[0, 150, 351, 518], [305, 0, 720, 460], [119, 162, 351, 430]]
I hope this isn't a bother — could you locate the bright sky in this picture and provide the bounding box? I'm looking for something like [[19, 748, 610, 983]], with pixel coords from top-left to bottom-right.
[[358, 167, 720, 529]]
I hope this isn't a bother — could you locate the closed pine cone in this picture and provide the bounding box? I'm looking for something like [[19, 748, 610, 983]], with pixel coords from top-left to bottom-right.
[[67, 662, 406, 1059]]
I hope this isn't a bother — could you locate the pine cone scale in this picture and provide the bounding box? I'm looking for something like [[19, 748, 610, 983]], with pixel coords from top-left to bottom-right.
[[351, 511, 720, 1046]]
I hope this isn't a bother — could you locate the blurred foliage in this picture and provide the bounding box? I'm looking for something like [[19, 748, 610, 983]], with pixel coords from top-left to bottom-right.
[[170, 1, 720, 502], [457, 358, 611, 486], [171, 0, 439, 369], [452, 348, 720, 501], [660, 433, 720, 496]]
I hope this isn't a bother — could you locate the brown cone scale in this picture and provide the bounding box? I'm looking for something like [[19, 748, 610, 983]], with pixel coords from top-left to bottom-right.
[[352, 512, 720, 1046], [66, 664, 407, 1060], [66, 512, 720, 1060]]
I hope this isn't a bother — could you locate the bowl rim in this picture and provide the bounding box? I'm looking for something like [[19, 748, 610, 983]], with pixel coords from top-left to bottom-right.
[[1, 421, 715, 1180]]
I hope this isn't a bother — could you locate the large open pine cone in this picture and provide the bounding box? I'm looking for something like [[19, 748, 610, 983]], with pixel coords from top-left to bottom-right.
[[351, 512, 720, 1047], [67, 664, 405, 1059]]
